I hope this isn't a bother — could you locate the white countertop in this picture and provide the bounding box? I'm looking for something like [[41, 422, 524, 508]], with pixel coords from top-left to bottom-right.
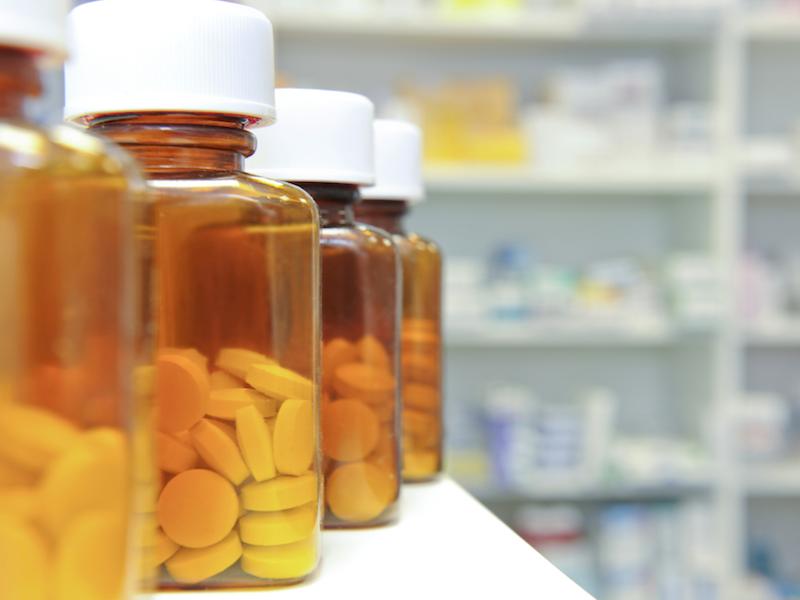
[[152, 477, 594, 599]]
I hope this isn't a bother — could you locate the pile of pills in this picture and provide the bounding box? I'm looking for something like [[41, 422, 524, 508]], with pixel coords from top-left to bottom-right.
[[153, 348, 319, 586], [0, 392, 129, 600], [400, 319, 442, 479], [321, 335, 399, 524]]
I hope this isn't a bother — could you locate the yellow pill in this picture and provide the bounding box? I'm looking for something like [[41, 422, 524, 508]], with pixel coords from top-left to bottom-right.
[[0, 487, 39, 520], [357, 335, 391, 371], [273, 399, 314, 476], [322, 337, 358, 387], [157, 469, 239, 549], [402, 354, 439, 385], [156, 353, 210, 434], [210, 370, 242, 390], [207, 388, 278, 420], [190, 419, 250, 485], [0, 460, 36, 487], [161, 347, 208, 373], [333, 363, 396, 405], [403, 383, 439, 412], [241, 536, 317, 580], [239, 502, 317, 546], [165, 530, 242, 585], [157, 431, 199, 474], [39, 429, 126, 536], [322, 399, 379, 462], [54, 510, 126, 600], [151, 528, 179, 568], [236, 405, 276, 482], [0, 515, 49, 600], [246, 364, 313, 402], [403, 450, 439, 479], [240, 473, 317, 512], [326, 462, 395, 523], [0, 403, 80, 472], [216, 348, 275, 380], [403, 409, 436, 438], [133, 365, 156, 399]]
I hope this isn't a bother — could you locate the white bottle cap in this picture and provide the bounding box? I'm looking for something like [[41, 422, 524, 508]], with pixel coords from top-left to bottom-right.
[[249, 88, 375, 186], [64, 0, 275, 126], [361, 119, 425, 203], [0, 0, 68, 58]]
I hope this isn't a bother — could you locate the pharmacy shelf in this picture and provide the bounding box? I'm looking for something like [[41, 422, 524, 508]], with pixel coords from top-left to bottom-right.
[[425, 164, 716, 196], [255, 5, 719, 43], [745, 321, 800, 347], [745, 463, 800, 497], [746, 10, 800, 41], [473, 480, 713, 504], [149, 478, 593, 599], [445, 318, 702, 348]]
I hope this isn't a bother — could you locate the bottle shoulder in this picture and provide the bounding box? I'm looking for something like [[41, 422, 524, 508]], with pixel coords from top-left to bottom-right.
[[321, 222, 398, 257], [405, 231, 442, 258]]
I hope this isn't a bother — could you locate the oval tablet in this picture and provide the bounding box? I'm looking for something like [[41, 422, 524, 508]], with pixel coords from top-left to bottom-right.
[[240, 473, 317, 512], [239, 502, 316, 547], [246, 364, 313, 402], [236, 405, 276, 482], [165, 530, 242, 585], [241, 536, 317, 580], [207, 388, 277, 420], [215, 348, 275, 380], [190, 419, 249, 485], [273, 399, 314, 476]]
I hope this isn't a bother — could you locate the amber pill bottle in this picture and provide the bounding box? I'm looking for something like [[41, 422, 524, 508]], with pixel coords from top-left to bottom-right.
[[65, 0, 322, 589], [251, 89, 401, 528], [355, 120, 444, 482], [0, 0, 151, 598]]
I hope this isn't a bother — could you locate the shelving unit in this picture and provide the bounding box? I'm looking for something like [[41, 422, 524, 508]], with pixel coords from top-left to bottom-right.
[[244, 1, 800, 596]]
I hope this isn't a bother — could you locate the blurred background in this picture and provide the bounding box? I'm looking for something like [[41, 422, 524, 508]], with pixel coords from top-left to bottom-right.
[[67, 0, 800, 597]]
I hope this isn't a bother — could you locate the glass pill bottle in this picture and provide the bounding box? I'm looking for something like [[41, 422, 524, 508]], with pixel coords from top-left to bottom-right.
[[0, 0, 152, 598], [355, 120, 444, 482], [65, 0, 322, 589], [251, 89, 401, 528]]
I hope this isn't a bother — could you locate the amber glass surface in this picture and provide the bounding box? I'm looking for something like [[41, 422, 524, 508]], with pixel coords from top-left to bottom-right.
[[355, 200, 443, 481], [0, 49, 150, 599], [303, 183, 400, 528], [90, 113, 322, 589]]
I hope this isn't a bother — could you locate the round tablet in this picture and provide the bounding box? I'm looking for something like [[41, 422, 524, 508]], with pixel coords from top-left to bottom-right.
[[326, 462, 396, 523], [157, 469, 238, 549], [240, 473, 317, 512], [156, 354, 209, 434], [322, 338, 358, 387], [322, 400, 379, 462], [236, 404, 276, 482]]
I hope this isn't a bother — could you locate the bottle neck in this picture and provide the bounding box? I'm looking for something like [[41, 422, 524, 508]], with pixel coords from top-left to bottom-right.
[[86, 113, 254, 177], [354, 200, 409, 235], [0, 48, 42, 121], [297, 182, 360, 228]]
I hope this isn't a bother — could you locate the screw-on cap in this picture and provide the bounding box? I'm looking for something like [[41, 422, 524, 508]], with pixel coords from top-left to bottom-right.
[[0, 0, 69, 58], [249, 88, 375, 186], [64, 0, 275, 126], [361, 119, 424, 203]]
